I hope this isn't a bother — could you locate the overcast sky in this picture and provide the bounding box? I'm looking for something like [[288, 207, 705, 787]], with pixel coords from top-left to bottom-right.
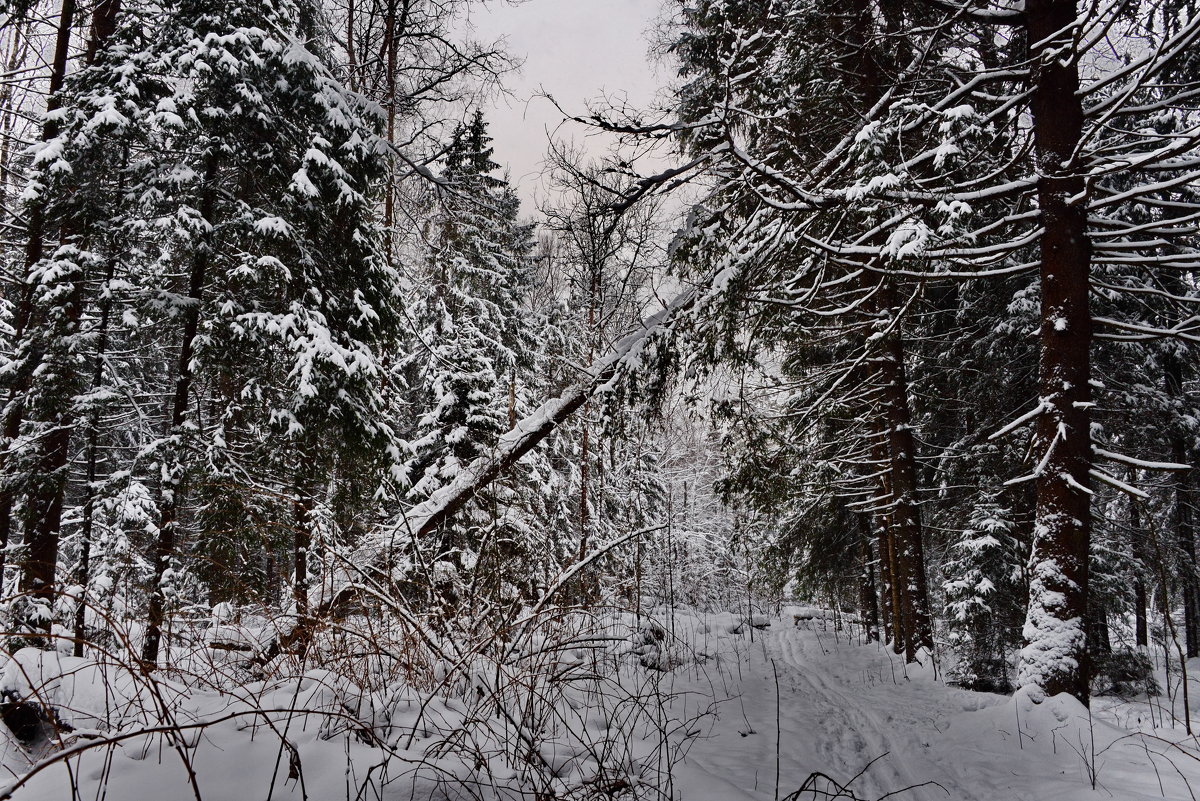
[[466, 1, 670, 205]]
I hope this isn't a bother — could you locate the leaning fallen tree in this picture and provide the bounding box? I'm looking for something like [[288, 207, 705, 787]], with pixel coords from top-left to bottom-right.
[[249, 290, 696, 666]]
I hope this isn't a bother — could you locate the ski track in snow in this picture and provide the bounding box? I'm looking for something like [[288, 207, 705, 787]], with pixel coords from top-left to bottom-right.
[[6, 614, 1199, 800], [771, 628, 970, 800], [675, 622, 980, 800], [675, 619, 1199, 801]]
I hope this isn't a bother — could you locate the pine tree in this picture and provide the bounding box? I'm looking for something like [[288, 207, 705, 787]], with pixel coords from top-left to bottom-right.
[[2, 0, 399, 662], [944, 499, 1025, 692], [398, 110, 543, 613]]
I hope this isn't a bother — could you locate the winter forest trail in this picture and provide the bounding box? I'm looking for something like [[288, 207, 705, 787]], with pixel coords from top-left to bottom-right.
[[674, 622, 980, 801], [671, 618, 1200, 801], [3, 610, 1199, 801]]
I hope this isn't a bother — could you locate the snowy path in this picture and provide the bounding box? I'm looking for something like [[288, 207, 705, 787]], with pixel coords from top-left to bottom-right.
[[770, 627, 973, 800], [5, 613, 1199, 800], [672, 617, 1200, 801], [673, 622, 981, 800]]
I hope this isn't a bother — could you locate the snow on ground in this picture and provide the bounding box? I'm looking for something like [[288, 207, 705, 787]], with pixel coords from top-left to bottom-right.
[[670, 613, 1200, 800], [1, 609, 1198, 800]]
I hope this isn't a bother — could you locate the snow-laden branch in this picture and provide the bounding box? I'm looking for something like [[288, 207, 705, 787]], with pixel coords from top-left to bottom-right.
[[1092, 447, 1190, 472], [397, 291, 694, 540], [989, 401, 1048, 441], [917, 0, 1026, 25], [249, 290, 697, 666], [1089, 468, 1149, 499]]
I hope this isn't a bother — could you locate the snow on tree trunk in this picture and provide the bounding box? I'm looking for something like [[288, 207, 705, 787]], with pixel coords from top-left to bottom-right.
[[1018, 0, 1093, 706]]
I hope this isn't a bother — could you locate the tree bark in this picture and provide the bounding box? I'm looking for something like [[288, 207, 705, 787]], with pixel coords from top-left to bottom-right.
[[860, 529, 881, 643], [1019, 0, 1093, 705], [293, 482, 312, 621], [875, 512, 895, 645], [1165, 353, 1198, 657], [1131, 495, 1149, 649], [874, 281, 933, 660], [829, 0, 932, 662]]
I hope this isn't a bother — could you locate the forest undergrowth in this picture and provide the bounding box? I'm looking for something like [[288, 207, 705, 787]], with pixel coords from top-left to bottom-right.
[[0, 589, 756, 801], [0, 586, 1198, 801]]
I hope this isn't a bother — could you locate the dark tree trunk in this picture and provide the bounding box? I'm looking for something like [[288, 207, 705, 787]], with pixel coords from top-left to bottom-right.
[[860, 529, 881, 643], [1131, 496, 1149, 649], [873, 426, 908, 656], [1176, 458, 1198, 659], [579, 422, 590, 562], [875, 281, 933, 661], [1021, 0, 1093, 705], [142, 154, 219, 669], [265, 548, 278, 609], [18, 420, 71, 622], [0, 0, 77, 600], [1086, 602, 1111, 658], [1166, 354, 1198, 658], [293, 483, 312, 620], [870, 433, 903, 651], [875, 513, 895, 645], [380, 0, 399, 256], [884, 519, 906, 656], [14, 0, 123, 630]]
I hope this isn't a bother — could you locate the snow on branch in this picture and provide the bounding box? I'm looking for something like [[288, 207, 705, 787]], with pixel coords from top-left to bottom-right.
[[1092, 447, 1190, 472], [989, 401, 1048, 441], [250, 290, 696, 666], [1089, 468, 1149, 500], [395, 289, 695, 542]]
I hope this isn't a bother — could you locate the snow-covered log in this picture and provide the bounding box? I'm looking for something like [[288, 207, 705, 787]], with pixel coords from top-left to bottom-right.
[[250, 290, 695, 666]]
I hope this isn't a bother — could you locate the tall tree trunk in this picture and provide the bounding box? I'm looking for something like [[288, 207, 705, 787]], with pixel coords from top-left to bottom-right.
[[508, 377, 516, 430], [831, 0, 932, 661], [345, 0, 357, 92], [860, 529, 881, 643], [0, 21, 31, 211], [1085, 601, 1111, 659], [1165, 353, 1198, 657], [289, 476, 315, 658], [293, 479, 312, 622], [875, 281, 933, 661], [380, 0, 399, 257], [576, 261, 601, 591], [579, 424, 590, 560], [826, 0, 931, 666], [142, 154, 219, 669], [14, 0, 123, 629], [1019, 0, 1093, 705], [1131, 494, 1149, 649], [265, 548, 279, 609], [0, 0, 77, 599], [869, 432, 902, 650], [875, 512, 895, 645]]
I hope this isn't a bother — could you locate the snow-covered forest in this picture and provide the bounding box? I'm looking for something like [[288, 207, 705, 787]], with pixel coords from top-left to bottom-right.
[[0, 0, 1196, 798]]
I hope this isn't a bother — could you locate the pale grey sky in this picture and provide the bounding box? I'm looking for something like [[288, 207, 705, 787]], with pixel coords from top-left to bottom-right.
[[467, 1, 670, 205]]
